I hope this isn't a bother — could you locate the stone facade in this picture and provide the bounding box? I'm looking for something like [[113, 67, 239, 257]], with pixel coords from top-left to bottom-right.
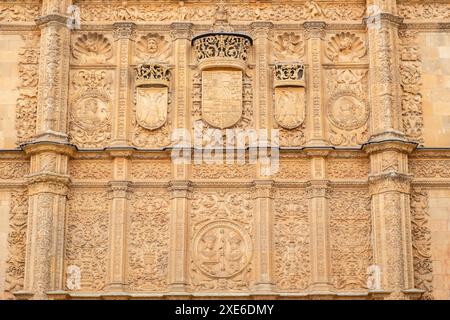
[[0, 0, 449, 300]]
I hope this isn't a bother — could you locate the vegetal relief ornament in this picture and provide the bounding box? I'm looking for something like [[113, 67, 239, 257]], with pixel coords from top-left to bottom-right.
[[273, 64, 306, 130], [134, 64, 170, 130]]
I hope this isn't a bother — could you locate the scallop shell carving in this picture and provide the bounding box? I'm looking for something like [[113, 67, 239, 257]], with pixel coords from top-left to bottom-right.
[[326, 32, 366, 63], [72, 32, 113, 64]]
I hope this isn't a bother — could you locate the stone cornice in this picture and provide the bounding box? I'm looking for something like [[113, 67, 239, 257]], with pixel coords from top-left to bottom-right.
[[22, 142, 77, 157], [363, 140, 418, 155], [303, 21, 327, 40], [35, 14, 69, 27], [364, 13, 404, 27], [113, 22, 137, 40]]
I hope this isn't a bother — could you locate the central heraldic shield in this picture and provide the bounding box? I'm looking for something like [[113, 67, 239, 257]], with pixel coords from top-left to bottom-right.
[[274, 87, 305, 129], [202, 70, 243, 129], [136, 86, 168, 130]]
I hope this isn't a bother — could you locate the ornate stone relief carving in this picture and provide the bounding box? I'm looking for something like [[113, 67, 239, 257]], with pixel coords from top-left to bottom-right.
[[69, 70, 113, 148], [274, 159, 310, 181], [329, 190, 372, 290], [398, 3, 450, 20], [326, 32, 367, 63], [190, 191, 254, 291], [192, 164, 254, 180], [410, 159, 450, 178], [0, 3, 40, 22], [128, 191, 170, 291], [4, 190, 28, 298], [65, 191, 110, 291], [69, 160, 112, 180], [399, 31, 424, 145], [16, 35, 40, 144], [274, 189, 310, 290], [77, 2, 365, 22], [0, 162, 29, 180], [273, 32, 304, 62], [327, 158, 369, 180], [410, 188, 433, 300], [131, 161, 172, 181], [135, 33, 171, 64], [71, 33, 113, 64], [326, 69, 369, 146], [132, 64, 172, 148]]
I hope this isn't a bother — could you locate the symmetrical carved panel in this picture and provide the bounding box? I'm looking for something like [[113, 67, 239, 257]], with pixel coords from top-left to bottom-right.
[[192, 164, 253, 180], [329, 190, 372, 290], [410, 159, 450, 179], [69, 160, 112, 181], [190, 190, 254, 291], [135, 33, 171, 64], [0, 3, 40, 22], [326, 32, 366, 63], [0, 161, 29, 180], [274, 189, 310, 290], [71, 33, 113, 65], [65, 191, 110, 291], [327, 158, 369, 180], [128, 191, 170, 291], [273, 32, 305, 62], [131, 161, 172, 180]]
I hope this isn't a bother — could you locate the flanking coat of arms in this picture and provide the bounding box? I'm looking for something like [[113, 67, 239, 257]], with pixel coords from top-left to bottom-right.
[[273, 64, 306, 129], [134, 64, 170, 130]]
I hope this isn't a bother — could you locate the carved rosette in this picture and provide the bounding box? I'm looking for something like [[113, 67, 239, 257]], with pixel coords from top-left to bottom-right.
[[132, 64, 172, 147]]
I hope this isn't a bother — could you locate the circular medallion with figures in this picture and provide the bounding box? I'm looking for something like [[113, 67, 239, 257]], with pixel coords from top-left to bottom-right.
[[72, 91, 110, 130], [327, 91, 369, 130], [193, 221, 252, 278]]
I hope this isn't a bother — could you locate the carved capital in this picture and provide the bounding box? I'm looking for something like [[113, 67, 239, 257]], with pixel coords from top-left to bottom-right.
[[170, 22, 193, 40], [253, 180, 275, 198], [108, 181, 132, 199], [368, 173, 412, 195], [35, 14, 69, 27], [27, 173, 71, 196], [363, 140, 417, 155], [364, 13, 404, 28], [306, 180, 331, 199], [113, 22, 136, 40], [22, 142, 76, 157], [303, 21, 327, 40], [169, 180, 193, 198], [250, 21, 273, 39]]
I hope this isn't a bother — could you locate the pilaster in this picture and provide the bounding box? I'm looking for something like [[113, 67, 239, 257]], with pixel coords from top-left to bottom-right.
[[303, 22, 327, 146], [167, 180, 192, 293], [305, 149, 333, 293], [250, 22, 273, 130], [112, 22, 136, 146], [253, 180, 275, 293], [105, 149, 133, 291]]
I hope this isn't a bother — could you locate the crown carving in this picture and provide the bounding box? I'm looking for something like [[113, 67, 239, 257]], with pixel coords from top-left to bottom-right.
[[192, 33, 253, 71], [274, 63, 305, 88], [134, 64, 170, 87]]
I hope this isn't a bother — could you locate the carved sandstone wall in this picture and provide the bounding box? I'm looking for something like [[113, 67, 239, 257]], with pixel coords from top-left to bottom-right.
[[0, 0, 449, 300]]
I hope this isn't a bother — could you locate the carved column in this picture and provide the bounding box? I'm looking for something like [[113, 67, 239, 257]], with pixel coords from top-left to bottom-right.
[[105, 150, 132, 292], [19, 144, 74, 300], [304, 22, 327, 146], [250, 22, 273, 130], [112, 22, 136, 147], [365, 1, 404, 141], [15, 0, 74, 300], [253, 180, 275, 293], [364, 141, 422, 299], [34, 0, 72, 143], [306, 150, 333, 294]]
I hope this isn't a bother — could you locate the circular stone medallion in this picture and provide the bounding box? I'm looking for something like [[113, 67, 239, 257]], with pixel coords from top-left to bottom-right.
[[192, 221, 252, 278], [327, 91, 369, 130]]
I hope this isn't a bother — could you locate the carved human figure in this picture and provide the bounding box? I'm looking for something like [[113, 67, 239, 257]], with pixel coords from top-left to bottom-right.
[[66, 265, 81, 291], [200, 233, 218, 261]]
